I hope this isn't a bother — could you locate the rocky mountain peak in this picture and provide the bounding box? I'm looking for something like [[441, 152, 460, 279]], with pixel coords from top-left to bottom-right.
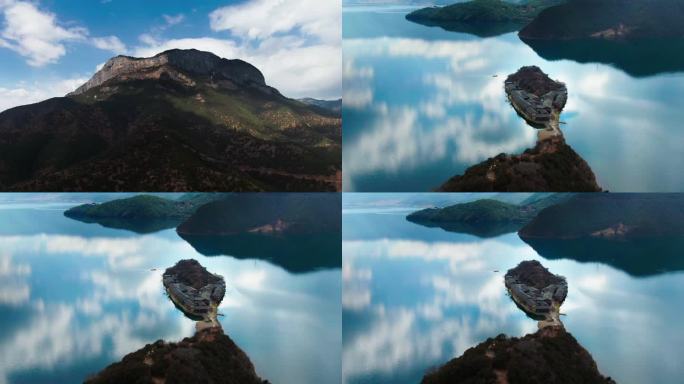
[[69, 48, 266, 96]]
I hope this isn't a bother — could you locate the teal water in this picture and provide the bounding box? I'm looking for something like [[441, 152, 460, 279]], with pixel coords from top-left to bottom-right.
[[0, 199, 341, 384], [342, 7, 684, 192], [342, 196, 684, 384]]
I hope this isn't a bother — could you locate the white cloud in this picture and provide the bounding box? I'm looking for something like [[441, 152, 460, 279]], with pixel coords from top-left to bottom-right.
[[91, 35, 127, 54], [162, 13, 185, 26], [0, 1, 87, 66], [209, 0, 340, 44], [0, 1, 127, 66], [0, 76, 89, 112]]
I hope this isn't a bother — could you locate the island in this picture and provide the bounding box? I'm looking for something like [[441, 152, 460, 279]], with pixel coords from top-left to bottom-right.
[[519, 0, 684, 41], [406, 0, 564, 37], [407, 194, 572, 237], [84, 327, 267, 384], [64, 193, 229, 233], [163, 259, 226, 328], [422, 326, 615, 384], [505, 260, 567, 325], [437, 66, 601, 192], [505, 66, 567, 128]]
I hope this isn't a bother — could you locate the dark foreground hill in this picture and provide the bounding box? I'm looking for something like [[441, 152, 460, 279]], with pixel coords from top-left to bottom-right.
[[0, 49, 341, 191], [422, 326, 615, 384], [84, 327, 266, 384], [520, 0, 684, 40]]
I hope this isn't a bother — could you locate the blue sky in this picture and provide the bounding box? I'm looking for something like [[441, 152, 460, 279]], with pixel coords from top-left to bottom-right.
[[0, 0, 341, 111]]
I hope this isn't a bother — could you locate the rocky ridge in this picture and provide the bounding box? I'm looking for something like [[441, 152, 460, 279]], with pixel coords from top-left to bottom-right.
[[71, 49, 268, 96]]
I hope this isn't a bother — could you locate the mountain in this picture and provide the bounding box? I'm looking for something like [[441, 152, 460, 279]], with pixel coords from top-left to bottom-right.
[[422, 326, 615, 384], [177, 193, 340, 236], [519, 0, 684, 40], [519, 193, 684, 239], [177, 193, 341, 273], [518, 194, 684, 277], [298, 98, 342, 113], [63, 193, 228, 233], [406, 0, 565, 37], [85, 328, 265, 384], [0, 49, 341, 192], [406, 194, 571, 237]]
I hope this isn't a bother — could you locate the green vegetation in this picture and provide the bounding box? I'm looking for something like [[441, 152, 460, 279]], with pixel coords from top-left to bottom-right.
[[520, 0, 684, 40], [65, 195, 194, 220], [407, 0, 565, 23], [423, 327, 615, 384], [408, 199, 528, 224]]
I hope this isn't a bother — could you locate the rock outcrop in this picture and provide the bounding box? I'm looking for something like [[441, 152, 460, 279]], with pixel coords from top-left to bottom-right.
[[505, 260, 567, 318], [422, 326, 616, 384], [84, 327, 267, 384], [438, 65, 600, 192], [163, 259, 226, 320]]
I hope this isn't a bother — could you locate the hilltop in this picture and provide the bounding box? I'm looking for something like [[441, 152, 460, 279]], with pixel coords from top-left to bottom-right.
[[0, 49, 341, 192], [85, 327, 266, 384], [422, 327, 615, 384]]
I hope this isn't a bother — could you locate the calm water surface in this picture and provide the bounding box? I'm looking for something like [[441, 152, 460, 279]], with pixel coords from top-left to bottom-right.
[[342, 199, 684, 384], [343, 7, 684, 191], [0, 201, 341, 384]]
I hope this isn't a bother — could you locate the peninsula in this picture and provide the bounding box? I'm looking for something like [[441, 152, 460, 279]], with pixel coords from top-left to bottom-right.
[[437, 66, 600, 192], [163, 259, 226, 327], [505, 260, 567, 325]]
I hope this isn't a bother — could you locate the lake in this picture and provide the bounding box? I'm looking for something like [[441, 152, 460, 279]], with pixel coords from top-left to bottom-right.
[[342, 195, 684, 384], [0, 197, 341, 384], [342, 6, 684, 192]]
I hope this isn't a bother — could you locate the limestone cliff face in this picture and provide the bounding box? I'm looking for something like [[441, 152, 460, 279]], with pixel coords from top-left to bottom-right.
[[70, 48, 266, 95]]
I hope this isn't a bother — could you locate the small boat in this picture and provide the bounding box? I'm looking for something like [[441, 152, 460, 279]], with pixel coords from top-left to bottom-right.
[[150, 268, 157, 271], [217, 313, 225, 317], [493, 270, 500, 273], [560, 121, 567, 125], [492, 74, 499, 77]]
